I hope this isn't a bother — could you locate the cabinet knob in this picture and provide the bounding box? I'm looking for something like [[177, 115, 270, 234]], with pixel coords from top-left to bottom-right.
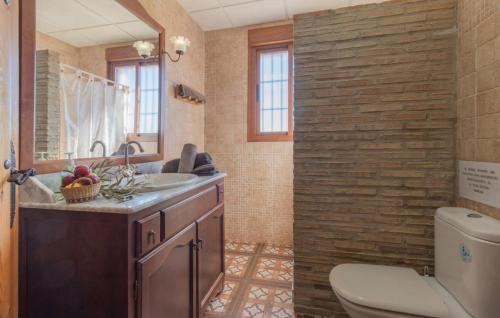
[[148, 230, 157, 244]]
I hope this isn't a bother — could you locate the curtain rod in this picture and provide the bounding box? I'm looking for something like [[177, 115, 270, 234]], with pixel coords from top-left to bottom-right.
[[59, 63, 129, 91]]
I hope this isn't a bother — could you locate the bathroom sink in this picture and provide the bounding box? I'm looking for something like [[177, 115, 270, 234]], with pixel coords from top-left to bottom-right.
[[134, 173, 199, 193]]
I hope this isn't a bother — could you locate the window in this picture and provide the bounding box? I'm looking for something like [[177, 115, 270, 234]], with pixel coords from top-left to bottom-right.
[[110, 60, 159, 139], [248, 25, 293, 142]]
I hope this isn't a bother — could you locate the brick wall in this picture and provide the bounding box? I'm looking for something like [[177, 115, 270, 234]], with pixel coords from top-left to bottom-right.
[[456, 0, 500, 220], [293, 0, 457, 316], [35, 50, 61, 160]]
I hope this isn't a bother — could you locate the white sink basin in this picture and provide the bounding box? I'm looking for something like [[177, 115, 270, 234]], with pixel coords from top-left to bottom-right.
[[135, 173, 199, 193]]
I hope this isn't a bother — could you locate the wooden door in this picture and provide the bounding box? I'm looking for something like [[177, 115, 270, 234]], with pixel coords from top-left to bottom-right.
[[197, 205, 224, 313], [137, 223, 197, 318], [0, 1, 19, 317]]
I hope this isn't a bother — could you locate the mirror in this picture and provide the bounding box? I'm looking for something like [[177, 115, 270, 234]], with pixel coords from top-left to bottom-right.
[[34, 0, 161, 162]]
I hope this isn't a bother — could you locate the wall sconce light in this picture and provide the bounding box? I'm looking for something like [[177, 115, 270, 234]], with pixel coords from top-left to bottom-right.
[[133, 35, 190, 63], [133, 41, 155, 59], [168, 36, 190, 62]]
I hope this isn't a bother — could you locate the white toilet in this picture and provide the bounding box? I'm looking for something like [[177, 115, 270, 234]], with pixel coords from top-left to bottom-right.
[[330, 207, 500, 318]]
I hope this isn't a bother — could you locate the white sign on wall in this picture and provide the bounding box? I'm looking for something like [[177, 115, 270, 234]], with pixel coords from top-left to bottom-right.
[[459, 160, 500, 208]]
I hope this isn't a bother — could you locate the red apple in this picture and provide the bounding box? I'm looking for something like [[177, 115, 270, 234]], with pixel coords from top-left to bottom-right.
[[76, 177, 92, 186], [61, 175, 75, 187], [88, 173, 100, 184], [74, 165, 91, 178]]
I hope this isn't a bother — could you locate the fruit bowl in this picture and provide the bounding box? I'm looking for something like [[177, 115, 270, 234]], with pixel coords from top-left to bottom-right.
[[60, 164, 102, 204], [60, 177, 101, 203]]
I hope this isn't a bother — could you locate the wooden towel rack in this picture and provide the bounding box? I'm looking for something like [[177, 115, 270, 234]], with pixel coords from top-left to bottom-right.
[[174, 84, 205, 105]]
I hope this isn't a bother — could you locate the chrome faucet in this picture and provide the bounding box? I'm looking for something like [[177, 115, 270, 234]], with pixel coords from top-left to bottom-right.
[[90, 140, 107, 157], [121, 141, 145, 177]]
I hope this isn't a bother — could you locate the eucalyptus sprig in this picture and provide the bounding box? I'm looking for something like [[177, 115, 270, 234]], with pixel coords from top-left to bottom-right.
[[90, 159, 114, 183], [99, 172, 148, 202]]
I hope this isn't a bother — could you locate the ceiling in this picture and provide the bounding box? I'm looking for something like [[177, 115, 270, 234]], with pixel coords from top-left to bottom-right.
[[37, 0, 159, 48], [177, 0, 388, 31]]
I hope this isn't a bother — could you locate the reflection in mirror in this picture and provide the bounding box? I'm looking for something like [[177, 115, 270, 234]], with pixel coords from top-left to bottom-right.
[[34, 0, 160, 162]]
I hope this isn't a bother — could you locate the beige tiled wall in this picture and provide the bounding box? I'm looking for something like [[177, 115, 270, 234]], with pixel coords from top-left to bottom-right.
[[36, 32, 80, 67], [456, 0, 500, 219], [37, 32, 109, 78], [78, 45, 108, 78], [205, 22, 294, 246]]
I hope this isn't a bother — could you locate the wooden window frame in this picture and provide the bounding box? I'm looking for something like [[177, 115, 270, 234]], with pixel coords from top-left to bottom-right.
[[248, 25, 293, 142], [108, 58, 160, 143]]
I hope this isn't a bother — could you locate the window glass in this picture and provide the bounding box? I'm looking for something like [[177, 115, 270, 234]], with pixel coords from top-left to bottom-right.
[[114, 62, 159, 134], [114, 65, 136, 133], [139, 64, 159, 133], [259, 50, 289, 133]]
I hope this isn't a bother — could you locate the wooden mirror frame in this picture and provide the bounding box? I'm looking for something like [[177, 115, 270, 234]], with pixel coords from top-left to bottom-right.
[[19, 0, 166, 174]]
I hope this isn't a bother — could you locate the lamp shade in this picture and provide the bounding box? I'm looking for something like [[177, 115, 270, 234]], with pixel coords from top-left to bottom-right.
[[170, 36, 190, 55], [133, 41, 155, 58]]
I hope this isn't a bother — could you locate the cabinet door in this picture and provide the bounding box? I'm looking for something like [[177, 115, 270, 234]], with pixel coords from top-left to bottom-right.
[[197, 205, 225, 312], [137, 223, 197, 318]]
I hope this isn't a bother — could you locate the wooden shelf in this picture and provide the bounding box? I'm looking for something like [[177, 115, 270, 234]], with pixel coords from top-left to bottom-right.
[[175, 84, 205, 105]]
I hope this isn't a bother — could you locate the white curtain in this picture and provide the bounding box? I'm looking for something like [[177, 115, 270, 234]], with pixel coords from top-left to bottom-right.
[[105, 84, 127, 156], [60, 68, 128, 159]]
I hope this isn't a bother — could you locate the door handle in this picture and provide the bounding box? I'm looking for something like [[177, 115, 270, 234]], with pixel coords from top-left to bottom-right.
[[6, 167, 37, 185], [3, 141, 37, 228], [4, 140, 37, 186]]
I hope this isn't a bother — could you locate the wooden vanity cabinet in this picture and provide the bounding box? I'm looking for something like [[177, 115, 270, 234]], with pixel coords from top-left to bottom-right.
[[19, 179, 224, 318], [197, 205, 225, 311], [137, 223, 198, 318]]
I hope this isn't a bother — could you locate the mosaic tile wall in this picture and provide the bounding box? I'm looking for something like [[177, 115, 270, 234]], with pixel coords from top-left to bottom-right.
[[456, 0, 500, 219], [204, 23, 294, 245], [36, 32, 80, 67]]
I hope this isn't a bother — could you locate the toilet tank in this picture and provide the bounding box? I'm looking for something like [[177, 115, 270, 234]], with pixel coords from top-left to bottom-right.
[[435, 207, 500, 318]]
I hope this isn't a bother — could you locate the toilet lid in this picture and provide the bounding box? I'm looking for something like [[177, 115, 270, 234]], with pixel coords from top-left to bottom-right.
[[330, 264, 449, 318]]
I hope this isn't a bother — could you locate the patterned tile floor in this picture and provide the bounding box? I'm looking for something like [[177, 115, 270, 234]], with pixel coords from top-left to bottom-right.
[[205, 242, 294, 318]]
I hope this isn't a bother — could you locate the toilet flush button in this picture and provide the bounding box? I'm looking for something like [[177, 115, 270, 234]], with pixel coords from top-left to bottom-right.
[[460, 244, 472, 263]]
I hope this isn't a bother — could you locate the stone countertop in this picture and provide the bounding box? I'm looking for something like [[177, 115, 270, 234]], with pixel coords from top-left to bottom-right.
[[19, 173, 226, 214]]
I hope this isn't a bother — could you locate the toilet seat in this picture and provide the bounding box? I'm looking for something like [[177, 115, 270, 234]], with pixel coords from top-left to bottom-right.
[[335, 293, 428, 318], [330, 264, 449, 318]]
